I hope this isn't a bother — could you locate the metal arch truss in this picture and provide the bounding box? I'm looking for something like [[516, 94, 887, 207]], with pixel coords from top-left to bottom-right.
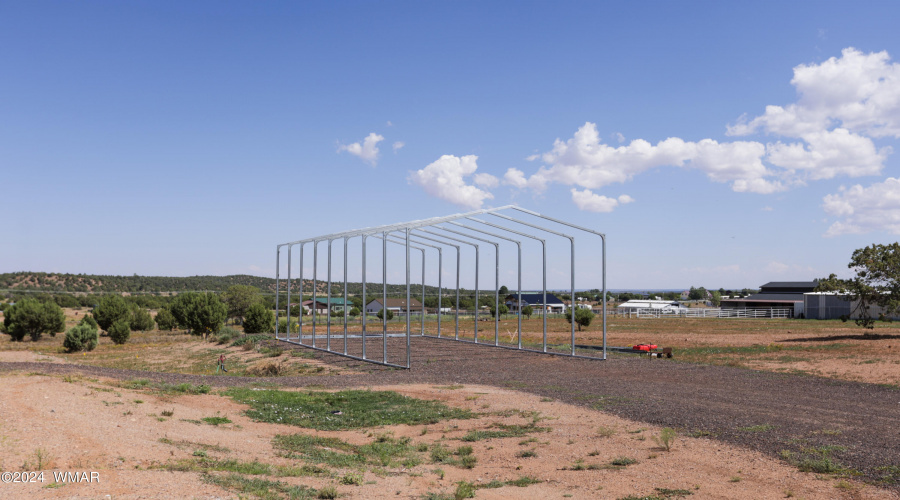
[[273, 205, 607, 369]]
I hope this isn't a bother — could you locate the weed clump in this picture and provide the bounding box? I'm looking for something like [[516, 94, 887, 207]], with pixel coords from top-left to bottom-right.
[[246, 360, 285, 377], [654, 427, 676, 451]]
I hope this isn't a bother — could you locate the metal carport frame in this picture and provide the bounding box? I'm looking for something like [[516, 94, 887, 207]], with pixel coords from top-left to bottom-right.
[[274, 206, 606, 368]]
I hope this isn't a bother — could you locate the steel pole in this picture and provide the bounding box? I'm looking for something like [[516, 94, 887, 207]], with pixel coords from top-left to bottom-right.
[[542, 241, 547, 352], [406, 228, 411, 368], [327, 239, 332, 351], [438, 248, 442, 337], [383, 231, 387, 364], [298, 243, 304, 342], [312, 241, 317, 348], [275, 246, 281, 339], [286, 244, 291, 342], [362, 235, 367, 360], [456, 247, 460, 340], [343, 236, 348, 355], [570, 238, 575, 356], [421, 248, 426, 336]]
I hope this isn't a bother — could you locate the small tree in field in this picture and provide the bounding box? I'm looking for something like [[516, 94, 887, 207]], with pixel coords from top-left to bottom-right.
[[818, 242, 900, 329], [565, 307, 595, 332], [522, 305, 533, 319], [64, 323, 98, 352], [130, 306, 155, 331], [243, 302, 274, 334], [154, 307, 176, 331], [489, 303, 509, 318], [170, 292, 228, 338], [108, 319, 131, 345], [93, 295, 130, 332], [377, 308, 394, 321], [1, 299, 65, 341], [349, 307, 360, 317], [223, 285, 259, 325]]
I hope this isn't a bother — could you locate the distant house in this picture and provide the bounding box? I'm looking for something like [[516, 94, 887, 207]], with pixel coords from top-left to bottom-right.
[[719, 280, 818, 317], [504, 293, 566, 314], [302, 298, 350, 315], [617, 299, 682, 312], [365, 298, 424, 315], [680, 290, 690, 300]]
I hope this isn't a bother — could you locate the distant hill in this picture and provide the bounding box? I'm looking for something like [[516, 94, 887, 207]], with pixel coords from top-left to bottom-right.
[[0, 272, 457, 297]]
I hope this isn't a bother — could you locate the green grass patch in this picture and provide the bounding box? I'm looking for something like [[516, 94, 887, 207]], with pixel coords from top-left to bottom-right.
[[618, 486, 694, 500], [201, 472, 318, 499], [226, 388, 472, 430], [876, 465, 900, 484], [780, 445, 850, 475], [156, 457, 325, 477], [738, 424, 775, 432], [122, 379, 211, 395], [478, 477, 541, 489], [202, 416, 232, 426], [231, 334, 271, 347], [273, 433, 424, 469], [459, 422, 550, 442]]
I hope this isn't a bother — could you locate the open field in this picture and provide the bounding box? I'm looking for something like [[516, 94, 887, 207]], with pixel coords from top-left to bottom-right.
[[1, 309, 900, 498]]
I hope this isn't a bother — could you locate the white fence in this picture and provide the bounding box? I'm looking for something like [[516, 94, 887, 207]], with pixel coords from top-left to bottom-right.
[[612, 307, 793, 319]]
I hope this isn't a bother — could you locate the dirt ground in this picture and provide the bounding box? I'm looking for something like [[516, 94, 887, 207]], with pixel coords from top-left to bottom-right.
[[1, 311, 900, 499], [0, 369, 896, 500]]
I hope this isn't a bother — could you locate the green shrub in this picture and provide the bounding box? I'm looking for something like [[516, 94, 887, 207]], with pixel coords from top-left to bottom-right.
[[376, 309, 394, 321], [170, 292, 227, 337], [215, 326, 240, 344], [78, 314, 99, 330], [489, 303, 509, 318], [349, 307, 360, 317], [108, 319, 131, 345], [243, 303, 274, 334], [130, 306, 155, 331], [231, 334, 270, 347], [63, 323, 98, 353], [277, 318, 299, 334], [93, 295, 130, 332], [522, 305, 533, 319], [454, 481, 476, 499], [1, 298, 66, 341], [154, 307, 176, 331]]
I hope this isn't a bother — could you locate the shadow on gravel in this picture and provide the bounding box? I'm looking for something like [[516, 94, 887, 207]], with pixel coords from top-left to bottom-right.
[[778, 333, 900, 342]]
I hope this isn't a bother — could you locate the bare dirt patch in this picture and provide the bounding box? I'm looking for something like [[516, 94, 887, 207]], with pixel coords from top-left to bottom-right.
[[0, 375, 895, 499]]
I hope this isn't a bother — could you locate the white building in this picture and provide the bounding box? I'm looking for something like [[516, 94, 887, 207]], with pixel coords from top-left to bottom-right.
[[617, 299, 683, 313]]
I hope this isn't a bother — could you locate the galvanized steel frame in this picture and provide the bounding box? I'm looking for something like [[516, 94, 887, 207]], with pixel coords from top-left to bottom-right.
[[274, 205, 607, 368]]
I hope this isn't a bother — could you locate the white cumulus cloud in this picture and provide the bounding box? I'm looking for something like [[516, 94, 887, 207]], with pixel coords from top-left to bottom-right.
[[729, 48, 900, 139], [409, 155, 495, 209], [338, 132, 384, 166], [508, 48, 899, 218], [528, 122, 779, 194], [823, 178, 900, 236], [473, 173, 499, 188], [571, 189, 634, 213]]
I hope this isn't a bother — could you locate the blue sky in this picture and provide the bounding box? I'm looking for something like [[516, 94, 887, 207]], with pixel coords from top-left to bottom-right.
[[3, 1, 900, 290]]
